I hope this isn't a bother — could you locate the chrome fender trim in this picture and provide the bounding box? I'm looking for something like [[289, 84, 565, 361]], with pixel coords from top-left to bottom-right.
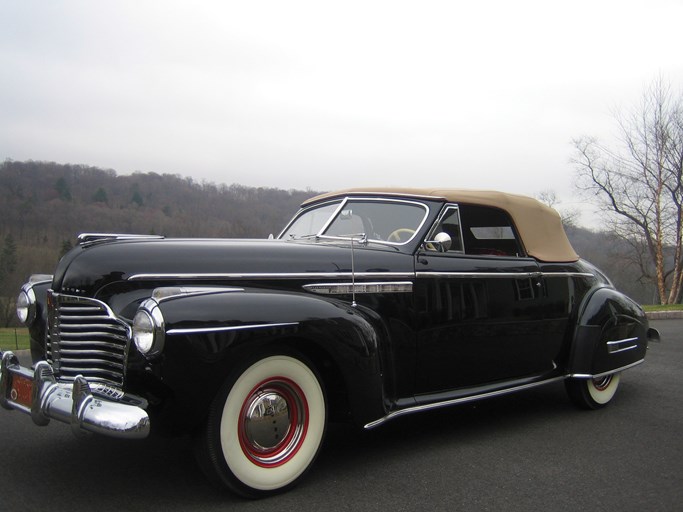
[[365, 359, 646, 430], [568, 359, 645, 380], [364, 376, 567, 430]]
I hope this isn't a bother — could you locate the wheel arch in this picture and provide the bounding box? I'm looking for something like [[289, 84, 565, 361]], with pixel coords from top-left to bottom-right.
[[146, 288, 388, 431], [567, 286, 649, 377], [275, 335, 352, 423]]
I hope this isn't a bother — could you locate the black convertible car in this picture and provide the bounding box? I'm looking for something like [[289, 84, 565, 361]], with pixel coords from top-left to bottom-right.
[[1, 188, 657, 497]]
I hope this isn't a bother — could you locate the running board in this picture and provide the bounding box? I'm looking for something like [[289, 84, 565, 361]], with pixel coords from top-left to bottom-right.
[[364, 376, 567, 429], [364, 359, 645, 430]]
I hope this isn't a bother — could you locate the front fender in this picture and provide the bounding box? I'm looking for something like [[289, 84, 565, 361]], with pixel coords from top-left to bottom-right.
[[137, 288, 387, 430], [16, 276, 53, 363], [567, 286, 649, 377]]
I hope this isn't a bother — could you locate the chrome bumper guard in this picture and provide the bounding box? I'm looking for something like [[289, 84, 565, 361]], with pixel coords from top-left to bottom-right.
[[0, 351, 150, 439]]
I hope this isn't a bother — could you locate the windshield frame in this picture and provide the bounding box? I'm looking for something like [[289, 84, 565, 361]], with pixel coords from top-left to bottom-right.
[[279, 196, 431, 246]]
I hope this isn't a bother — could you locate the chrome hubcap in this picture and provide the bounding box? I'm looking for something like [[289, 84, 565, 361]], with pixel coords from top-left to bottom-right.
[[239, 378, 308, 467], [244, 391, 291, 451], [592, 375, 612, 391]]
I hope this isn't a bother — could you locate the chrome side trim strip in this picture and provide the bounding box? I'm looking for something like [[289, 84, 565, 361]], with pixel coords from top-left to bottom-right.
[[129, 272, 414, 281], [130, 271, 593, 282], [152, 286, 244, 302], [417, 271, 535, 279], [540, 272, 595, 278], [364, 376, 567, 430], [569, 359, 645, 379], [303, 281, 413, 295], [416, 272, 594, 279], [366, 359, 645, 429], [167, 321, 299, 335], [606, 337, 639, 354]]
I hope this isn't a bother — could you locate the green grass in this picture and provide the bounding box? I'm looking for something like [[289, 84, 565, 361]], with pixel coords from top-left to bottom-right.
[[0, 328, 30, 351], [642, 304, 683, 312]]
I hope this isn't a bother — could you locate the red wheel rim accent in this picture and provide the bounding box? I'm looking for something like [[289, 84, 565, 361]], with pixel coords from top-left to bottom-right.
[[238, 376, 309, 468], [592, 375, 612, 391]]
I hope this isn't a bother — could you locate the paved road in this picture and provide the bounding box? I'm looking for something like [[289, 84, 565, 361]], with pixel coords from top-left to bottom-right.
[[1, 320, 681, 511]]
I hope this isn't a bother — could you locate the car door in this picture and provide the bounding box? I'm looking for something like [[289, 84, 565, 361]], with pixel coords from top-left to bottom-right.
[[413, 203, 567, 395]]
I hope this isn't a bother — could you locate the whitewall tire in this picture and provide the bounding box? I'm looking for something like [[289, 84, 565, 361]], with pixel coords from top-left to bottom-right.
[[196, 352, 326, 498], [565, 373, 621, 410]]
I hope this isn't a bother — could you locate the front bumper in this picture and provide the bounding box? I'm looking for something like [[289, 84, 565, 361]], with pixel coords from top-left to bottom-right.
[[0, 351, 150, 439]]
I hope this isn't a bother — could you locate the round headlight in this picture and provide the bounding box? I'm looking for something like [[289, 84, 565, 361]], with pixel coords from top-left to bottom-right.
[[132, 302, 165, 357], [16, 289, 35, 325], [133, 310, 155, 354]]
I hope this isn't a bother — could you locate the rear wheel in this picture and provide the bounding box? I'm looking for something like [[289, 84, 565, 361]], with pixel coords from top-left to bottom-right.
[[565, 373, 621, 410], [196, 352, 326, 498]]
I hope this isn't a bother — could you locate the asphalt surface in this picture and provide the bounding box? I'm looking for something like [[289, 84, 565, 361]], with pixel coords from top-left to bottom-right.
[[1, 319, 681, 512]]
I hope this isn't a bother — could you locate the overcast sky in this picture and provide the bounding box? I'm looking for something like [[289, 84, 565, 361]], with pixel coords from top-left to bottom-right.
[[2, 0, 683, 227]]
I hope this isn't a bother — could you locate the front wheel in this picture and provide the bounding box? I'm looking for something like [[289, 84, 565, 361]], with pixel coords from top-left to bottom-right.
[[565, 373, 621, 410], [196, 352, 327, 498]]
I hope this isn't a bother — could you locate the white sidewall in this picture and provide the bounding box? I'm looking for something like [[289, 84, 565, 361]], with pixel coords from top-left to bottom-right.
[[219, 355, 325, 491], [587, 373, 621, 405]]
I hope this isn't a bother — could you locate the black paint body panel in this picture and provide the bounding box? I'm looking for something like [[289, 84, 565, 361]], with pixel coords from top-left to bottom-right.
[[25, 197, 650, 432]]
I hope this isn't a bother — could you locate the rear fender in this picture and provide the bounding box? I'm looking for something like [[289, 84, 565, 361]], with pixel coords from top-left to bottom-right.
[[568, 287, 649, 377]]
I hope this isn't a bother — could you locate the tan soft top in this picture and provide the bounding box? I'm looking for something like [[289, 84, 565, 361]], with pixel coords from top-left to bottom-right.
[[303, 188, 579, 262]]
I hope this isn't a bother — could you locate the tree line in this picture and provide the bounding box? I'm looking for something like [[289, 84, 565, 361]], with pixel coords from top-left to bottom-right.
[[0, 160, 318, 325], [0, 151, 671, 326]]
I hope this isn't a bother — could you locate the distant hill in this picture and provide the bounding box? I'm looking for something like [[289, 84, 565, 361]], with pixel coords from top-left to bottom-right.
[[0, 159, 320, 310], [565, 224, 656, 304], [0, 159, 655, 326]]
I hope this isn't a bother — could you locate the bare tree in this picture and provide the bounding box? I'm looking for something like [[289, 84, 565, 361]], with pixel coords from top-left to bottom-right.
[[535, 189, 580, 228], [573, 78, 683, 304]]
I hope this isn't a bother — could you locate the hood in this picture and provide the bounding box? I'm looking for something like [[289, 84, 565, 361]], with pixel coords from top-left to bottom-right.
[[54, 238, 413, 297]]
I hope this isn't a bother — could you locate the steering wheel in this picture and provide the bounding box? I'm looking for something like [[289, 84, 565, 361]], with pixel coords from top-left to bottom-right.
[[387, 228, 415, 243]]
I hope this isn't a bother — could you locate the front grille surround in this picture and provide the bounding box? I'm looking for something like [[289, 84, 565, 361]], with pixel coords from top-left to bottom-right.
[[46, 291, 132, 389]]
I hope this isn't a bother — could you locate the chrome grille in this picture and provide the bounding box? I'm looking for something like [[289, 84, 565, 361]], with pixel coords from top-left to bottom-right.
[[46, 292, 131, 389]]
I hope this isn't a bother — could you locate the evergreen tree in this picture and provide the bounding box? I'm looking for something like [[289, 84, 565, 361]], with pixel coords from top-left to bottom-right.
[[92, 187, 109, 204], [131, 190, 144, 207], [0, 234, 18, 294], [60, 239, 73, 257], [55, 177, 72, 201]]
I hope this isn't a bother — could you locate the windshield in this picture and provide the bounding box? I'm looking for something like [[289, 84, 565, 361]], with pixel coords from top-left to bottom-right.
[[280, 198, 429, 244]]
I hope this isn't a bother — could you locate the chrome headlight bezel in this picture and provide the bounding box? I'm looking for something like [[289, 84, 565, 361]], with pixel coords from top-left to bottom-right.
[[16, 274, 53, 326], [132, 299, 165, 358], [16, 287, 36, 325]]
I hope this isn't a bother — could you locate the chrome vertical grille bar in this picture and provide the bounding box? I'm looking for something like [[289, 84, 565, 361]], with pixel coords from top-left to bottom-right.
[[46, 292, 131, 389]]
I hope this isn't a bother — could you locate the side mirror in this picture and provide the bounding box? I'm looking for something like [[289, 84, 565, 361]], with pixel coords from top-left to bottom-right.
[[424, 232, 452, 252]]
